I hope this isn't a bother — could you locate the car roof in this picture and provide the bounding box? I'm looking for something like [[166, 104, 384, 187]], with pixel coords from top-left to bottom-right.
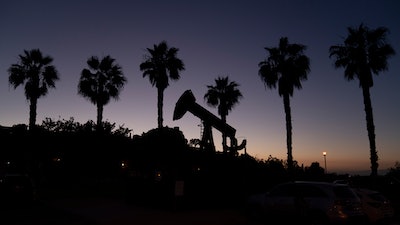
[[292, 180, 345, 186], [352, 188, 383, 196]]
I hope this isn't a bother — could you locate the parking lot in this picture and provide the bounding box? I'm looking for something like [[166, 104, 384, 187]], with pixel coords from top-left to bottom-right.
[[2, 196, 254, 225], [2, 194, 400, 225], [1, 178, 399, 225]]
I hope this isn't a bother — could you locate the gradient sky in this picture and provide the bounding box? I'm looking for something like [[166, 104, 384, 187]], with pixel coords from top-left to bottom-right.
[[1, 0, 399, 175]]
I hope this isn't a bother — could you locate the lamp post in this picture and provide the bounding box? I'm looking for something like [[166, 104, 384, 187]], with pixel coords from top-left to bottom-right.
[[323, 151, 327, 174]]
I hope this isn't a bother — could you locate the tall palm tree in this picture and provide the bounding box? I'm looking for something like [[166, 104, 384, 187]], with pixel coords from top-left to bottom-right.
[[140, 41, 185, 129], [78, 55, 126, 131], [258, 37, 310, 174], [204, 76, 243, 151], [329, 24, 395, 176], [8, 49, 59, 130]]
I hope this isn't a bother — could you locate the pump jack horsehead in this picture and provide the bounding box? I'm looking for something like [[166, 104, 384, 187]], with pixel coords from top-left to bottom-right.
[[173, 90, 246, 155]]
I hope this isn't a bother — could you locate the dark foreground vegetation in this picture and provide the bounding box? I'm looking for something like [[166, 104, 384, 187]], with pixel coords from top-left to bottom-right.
[[1, 120, 400, 214]]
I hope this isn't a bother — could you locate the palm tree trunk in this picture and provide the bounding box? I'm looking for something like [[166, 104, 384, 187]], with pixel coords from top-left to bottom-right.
[[157, 87, 164, 129], [362, 86, 378, 176], [97, 103, 104, 132], [29, 97, 38, 130], [283, 94, 293, 174]]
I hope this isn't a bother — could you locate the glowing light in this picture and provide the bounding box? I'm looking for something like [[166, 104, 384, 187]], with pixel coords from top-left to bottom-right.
[[121, 161, 128, 169]]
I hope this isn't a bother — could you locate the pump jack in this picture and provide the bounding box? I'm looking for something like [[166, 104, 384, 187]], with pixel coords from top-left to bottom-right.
[[173, 90, 246, 154]]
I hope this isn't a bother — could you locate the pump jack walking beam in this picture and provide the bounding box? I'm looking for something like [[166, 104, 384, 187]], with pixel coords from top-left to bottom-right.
[[173, 90, 246, 153]]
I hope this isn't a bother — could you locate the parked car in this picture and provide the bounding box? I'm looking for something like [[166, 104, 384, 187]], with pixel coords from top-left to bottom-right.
[[353, 188, 395, 224], [245, 181, 368, 225]]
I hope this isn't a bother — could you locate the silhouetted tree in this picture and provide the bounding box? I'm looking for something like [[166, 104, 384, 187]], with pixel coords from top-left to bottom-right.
[[8, 49, 59, 130], [78, 55, 126, 131], [258, 37, 310, 174], [204, 76, 243, 151], [387, 161, 400, 180], [305, 162, 325, 178], [264, 155, 286, 175], [139, 41, 185, 129], [41, 117, 80, 133], [329, 24, 395, 176]]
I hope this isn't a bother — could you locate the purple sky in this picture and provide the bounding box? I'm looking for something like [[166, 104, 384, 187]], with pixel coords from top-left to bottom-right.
[[1, 0, 399, 175]]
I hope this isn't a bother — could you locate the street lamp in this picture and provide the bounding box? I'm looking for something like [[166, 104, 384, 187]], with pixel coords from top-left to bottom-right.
[[323, 151, 327, 174]]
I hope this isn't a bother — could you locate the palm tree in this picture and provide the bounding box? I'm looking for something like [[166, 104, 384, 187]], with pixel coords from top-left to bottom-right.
[[78, 55, 126, 131], [140, 41, 185, 129], [8, 49, 59, 130], [258, 37, 310, 174], [329, 24, 395, 176], [204, 76, 243, 151]]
